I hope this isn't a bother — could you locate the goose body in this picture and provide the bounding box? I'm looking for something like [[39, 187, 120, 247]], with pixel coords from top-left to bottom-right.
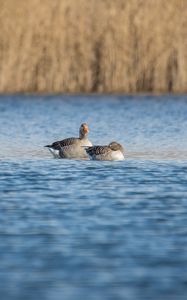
[[45, 123, 92, 159], [86, 142, 125, 161]]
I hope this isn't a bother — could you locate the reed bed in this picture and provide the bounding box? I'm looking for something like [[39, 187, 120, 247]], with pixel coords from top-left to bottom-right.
[[0, 0, 186, 93]]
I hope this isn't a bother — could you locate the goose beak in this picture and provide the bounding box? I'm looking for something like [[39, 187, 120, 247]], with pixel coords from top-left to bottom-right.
[[83, 125, 89, 134]]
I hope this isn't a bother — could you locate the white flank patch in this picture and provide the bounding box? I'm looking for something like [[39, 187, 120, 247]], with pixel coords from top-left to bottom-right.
[[111, 150, 125, 161], [48, 148, 60, 158]]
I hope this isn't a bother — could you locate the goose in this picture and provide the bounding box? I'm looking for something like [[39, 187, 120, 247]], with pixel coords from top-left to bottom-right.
[[85, 142, 125, 161], [45, 123, 92, 159]]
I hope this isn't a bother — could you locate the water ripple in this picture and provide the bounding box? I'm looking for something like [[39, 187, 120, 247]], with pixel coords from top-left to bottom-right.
[[0, 96, 187, 300]]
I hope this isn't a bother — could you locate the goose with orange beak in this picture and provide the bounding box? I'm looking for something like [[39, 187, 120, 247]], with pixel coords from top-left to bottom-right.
[[45, 123, 92, 159]]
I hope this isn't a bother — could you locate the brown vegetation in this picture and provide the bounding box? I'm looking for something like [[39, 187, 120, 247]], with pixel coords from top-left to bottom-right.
[[0, 0, 186, 93]]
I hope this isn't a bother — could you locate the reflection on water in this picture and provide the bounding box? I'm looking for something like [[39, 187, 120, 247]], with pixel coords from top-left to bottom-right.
[[0, 95, 187, 300]]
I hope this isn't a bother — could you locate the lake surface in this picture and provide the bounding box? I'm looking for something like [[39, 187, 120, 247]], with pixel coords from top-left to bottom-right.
[[0, 95, 187, 300]]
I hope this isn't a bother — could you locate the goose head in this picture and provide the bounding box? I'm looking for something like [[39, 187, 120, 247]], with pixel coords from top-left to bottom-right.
[[79, 123, 89, 139], [109, 141, 124, 152]]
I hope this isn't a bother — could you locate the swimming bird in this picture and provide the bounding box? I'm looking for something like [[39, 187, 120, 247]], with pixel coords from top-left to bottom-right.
[[85, 142, 125, 161], [45, 123, 92, 159]]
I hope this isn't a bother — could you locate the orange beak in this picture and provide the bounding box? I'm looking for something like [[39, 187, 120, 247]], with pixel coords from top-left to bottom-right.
[[83, 125, 89, 134]]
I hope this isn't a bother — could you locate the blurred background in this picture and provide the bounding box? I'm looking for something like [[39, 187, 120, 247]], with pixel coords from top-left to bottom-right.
[[0, 0, 186, 94]]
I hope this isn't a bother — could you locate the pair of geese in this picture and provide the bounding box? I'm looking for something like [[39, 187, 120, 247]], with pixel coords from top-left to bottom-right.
[[45, 123, 125, 161]]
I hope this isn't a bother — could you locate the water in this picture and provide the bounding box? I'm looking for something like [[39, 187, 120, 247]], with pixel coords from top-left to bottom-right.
[[0, 95, 187, 300]]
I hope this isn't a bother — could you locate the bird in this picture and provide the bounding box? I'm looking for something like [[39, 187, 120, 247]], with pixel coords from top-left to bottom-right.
[[45, 123, 92, 159], [85, 141, 125, 161]]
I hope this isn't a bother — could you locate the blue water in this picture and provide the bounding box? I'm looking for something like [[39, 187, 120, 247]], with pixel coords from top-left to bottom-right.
[[0, 95, 187, 300]]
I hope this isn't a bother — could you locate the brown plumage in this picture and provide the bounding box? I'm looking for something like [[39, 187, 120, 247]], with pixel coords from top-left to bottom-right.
[[86, 142, 125, 161], [45, 123, 92, 158]]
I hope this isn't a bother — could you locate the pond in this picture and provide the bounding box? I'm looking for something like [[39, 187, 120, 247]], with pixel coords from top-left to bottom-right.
[[0, 95, 187, 300]]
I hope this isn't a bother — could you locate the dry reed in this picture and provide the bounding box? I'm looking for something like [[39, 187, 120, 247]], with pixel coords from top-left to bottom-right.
[[0, 0, 186, 93]]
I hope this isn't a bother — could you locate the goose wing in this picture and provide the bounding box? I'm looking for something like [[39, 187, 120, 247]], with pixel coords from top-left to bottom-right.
[[47, 137, 78, 150], [86, 146, 109, 156]]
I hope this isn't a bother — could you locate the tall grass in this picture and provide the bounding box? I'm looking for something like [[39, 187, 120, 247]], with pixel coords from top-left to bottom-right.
[[0, 0, 186, 93]]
